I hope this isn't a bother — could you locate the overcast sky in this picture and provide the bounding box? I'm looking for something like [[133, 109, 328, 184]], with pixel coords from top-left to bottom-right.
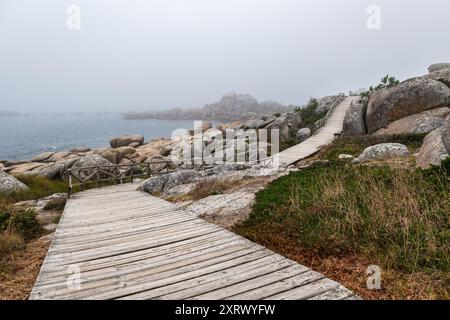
[[1, 0, 449, 113]]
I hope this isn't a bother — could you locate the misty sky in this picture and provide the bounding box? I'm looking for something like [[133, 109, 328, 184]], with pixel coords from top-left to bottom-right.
[[1, 0, 449, 113]]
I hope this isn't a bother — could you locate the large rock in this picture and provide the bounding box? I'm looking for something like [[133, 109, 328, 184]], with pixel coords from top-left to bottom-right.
[[71, 154, 113, 169], [110, 135, 144, 148], [366, 77, 450, 133], [0, 171, 28, 194], [31, 152, 55, 162], [8, 162, 44, 175], [374, 107, 450, 136], [30, 162, 67, 179], [69, 146, 91, 153], [342, 99, 367, 136], [296, 128, 311, 143], [353, 143, 410, 162], [184, 191, 255, 217], [264, 112, 303, 143], [141, 170, 204, 194], [47, 151, 71, 162], [241, 118, 275, 130], [428, 63, 450, 73], [416, 127, 449, 168], [316, 95, 341, 114], [441, 115, 450, 153], [69, 154, 114, 181], [426, 68, 450, 88]]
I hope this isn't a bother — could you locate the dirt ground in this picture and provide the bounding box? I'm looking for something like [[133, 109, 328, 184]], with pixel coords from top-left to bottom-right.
[[0, 237, 51, 300]]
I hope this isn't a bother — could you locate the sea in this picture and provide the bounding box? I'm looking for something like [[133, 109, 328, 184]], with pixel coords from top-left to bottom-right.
[[0, 113, 216, 161]]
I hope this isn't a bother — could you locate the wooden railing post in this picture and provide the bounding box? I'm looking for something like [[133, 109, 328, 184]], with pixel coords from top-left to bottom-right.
[[67, 169, 72, 199]]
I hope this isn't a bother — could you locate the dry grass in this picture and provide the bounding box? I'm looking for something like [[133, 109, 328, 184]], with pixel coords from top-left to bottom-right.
[[0, 231, 25, 263], [187, 179, 238, 201], [0, 237, 51, 300]]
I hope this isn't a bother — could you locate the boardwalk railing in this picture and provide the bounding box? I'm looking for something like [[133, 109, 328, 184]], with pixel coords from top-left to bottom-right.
[[313, 93, 346, 131], [64, 161, 175, 198], [64, 155, 277, 197]]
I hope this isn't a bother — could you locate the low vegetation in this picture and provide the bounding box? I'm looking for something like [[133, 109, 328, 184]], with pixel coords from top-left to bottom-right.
[[0, 175, 66, 209], [0, 175, 65, 297], [0, 208, 41, 272], [321, 133, 426, 161], [294, 98, 325, 129], [235, 139, 449, 299]]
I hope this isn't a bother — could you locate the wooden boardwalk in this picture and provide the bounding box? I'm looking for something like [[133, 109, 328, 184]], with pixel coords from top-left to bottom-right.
[[31, 183, 357, 300], [278, 96, 359, 165]]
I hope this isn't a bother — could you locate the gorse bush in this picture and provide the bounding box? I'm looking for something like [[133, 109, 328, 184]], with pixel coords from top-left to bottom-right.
[[294, 98, 325, 127], [236, 161, 450, 273]]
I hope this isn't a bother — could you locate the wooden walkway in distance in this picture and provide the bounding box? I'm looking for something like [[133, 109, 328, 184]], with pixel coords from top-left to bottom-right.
[[30, 183, 358, 300], [278, 96, 359, 166]]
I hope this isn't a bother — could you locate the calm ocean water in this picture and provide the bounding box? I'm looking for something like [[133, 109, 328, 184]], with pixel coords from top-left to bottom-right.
[[0, 114, 214, 161]]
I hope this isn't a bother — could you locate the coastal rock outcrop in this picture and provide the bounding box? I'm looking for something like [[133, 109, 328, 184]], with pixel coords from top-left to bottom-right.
[[69, 146, 91, 153], [141, 170, 204, 194], [123, 93, 292, 122], [71, 154, 113, 169], [416, 127, 449, 168], [373, 107, 450, 136], [264, 112, 303, 143], [0, 171, 29, 194], [425, 68, 450, 88], [442, 115, 450, 153], [31, 152, 55, 162], [184, 191, 255, 218], [110, 135, 144, 148], [366, 77, 450, 133], [428, 63, 450, 73], [342, 99, 366, 136], [353, 143, 410, 162]]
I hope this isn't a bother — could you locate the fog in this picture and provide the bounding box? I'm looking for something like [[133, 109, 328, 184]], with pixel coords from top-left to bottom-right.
[[1, 0, 449, 113]]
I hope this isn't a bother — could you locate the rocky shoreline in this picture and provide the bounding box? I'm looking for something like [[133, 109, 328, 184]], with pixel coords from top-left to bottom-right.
[[1, 63, 450, 195]]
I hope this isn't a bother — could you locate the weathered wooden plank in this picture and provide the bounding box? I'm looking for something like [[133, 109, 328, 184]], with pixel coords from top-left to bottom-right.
[[227, 271, 324, 300], [263, 278, 340, 300], [32, 249, 271, 299], [190, 264, 309, 300]]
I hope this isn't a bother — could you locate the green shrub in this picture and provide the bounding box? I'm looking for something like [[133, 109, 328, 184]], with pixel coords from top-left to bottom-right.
[[7, 208, 41, 240], [294, 98, 325, 128]]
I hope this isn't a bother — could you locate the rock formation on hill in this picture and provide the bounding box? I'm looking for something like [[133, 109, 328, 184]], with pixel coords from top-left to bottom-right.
[[341, 63, 450, 168], [365, 77, 450, 134], [122, 93, 292, 122]]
